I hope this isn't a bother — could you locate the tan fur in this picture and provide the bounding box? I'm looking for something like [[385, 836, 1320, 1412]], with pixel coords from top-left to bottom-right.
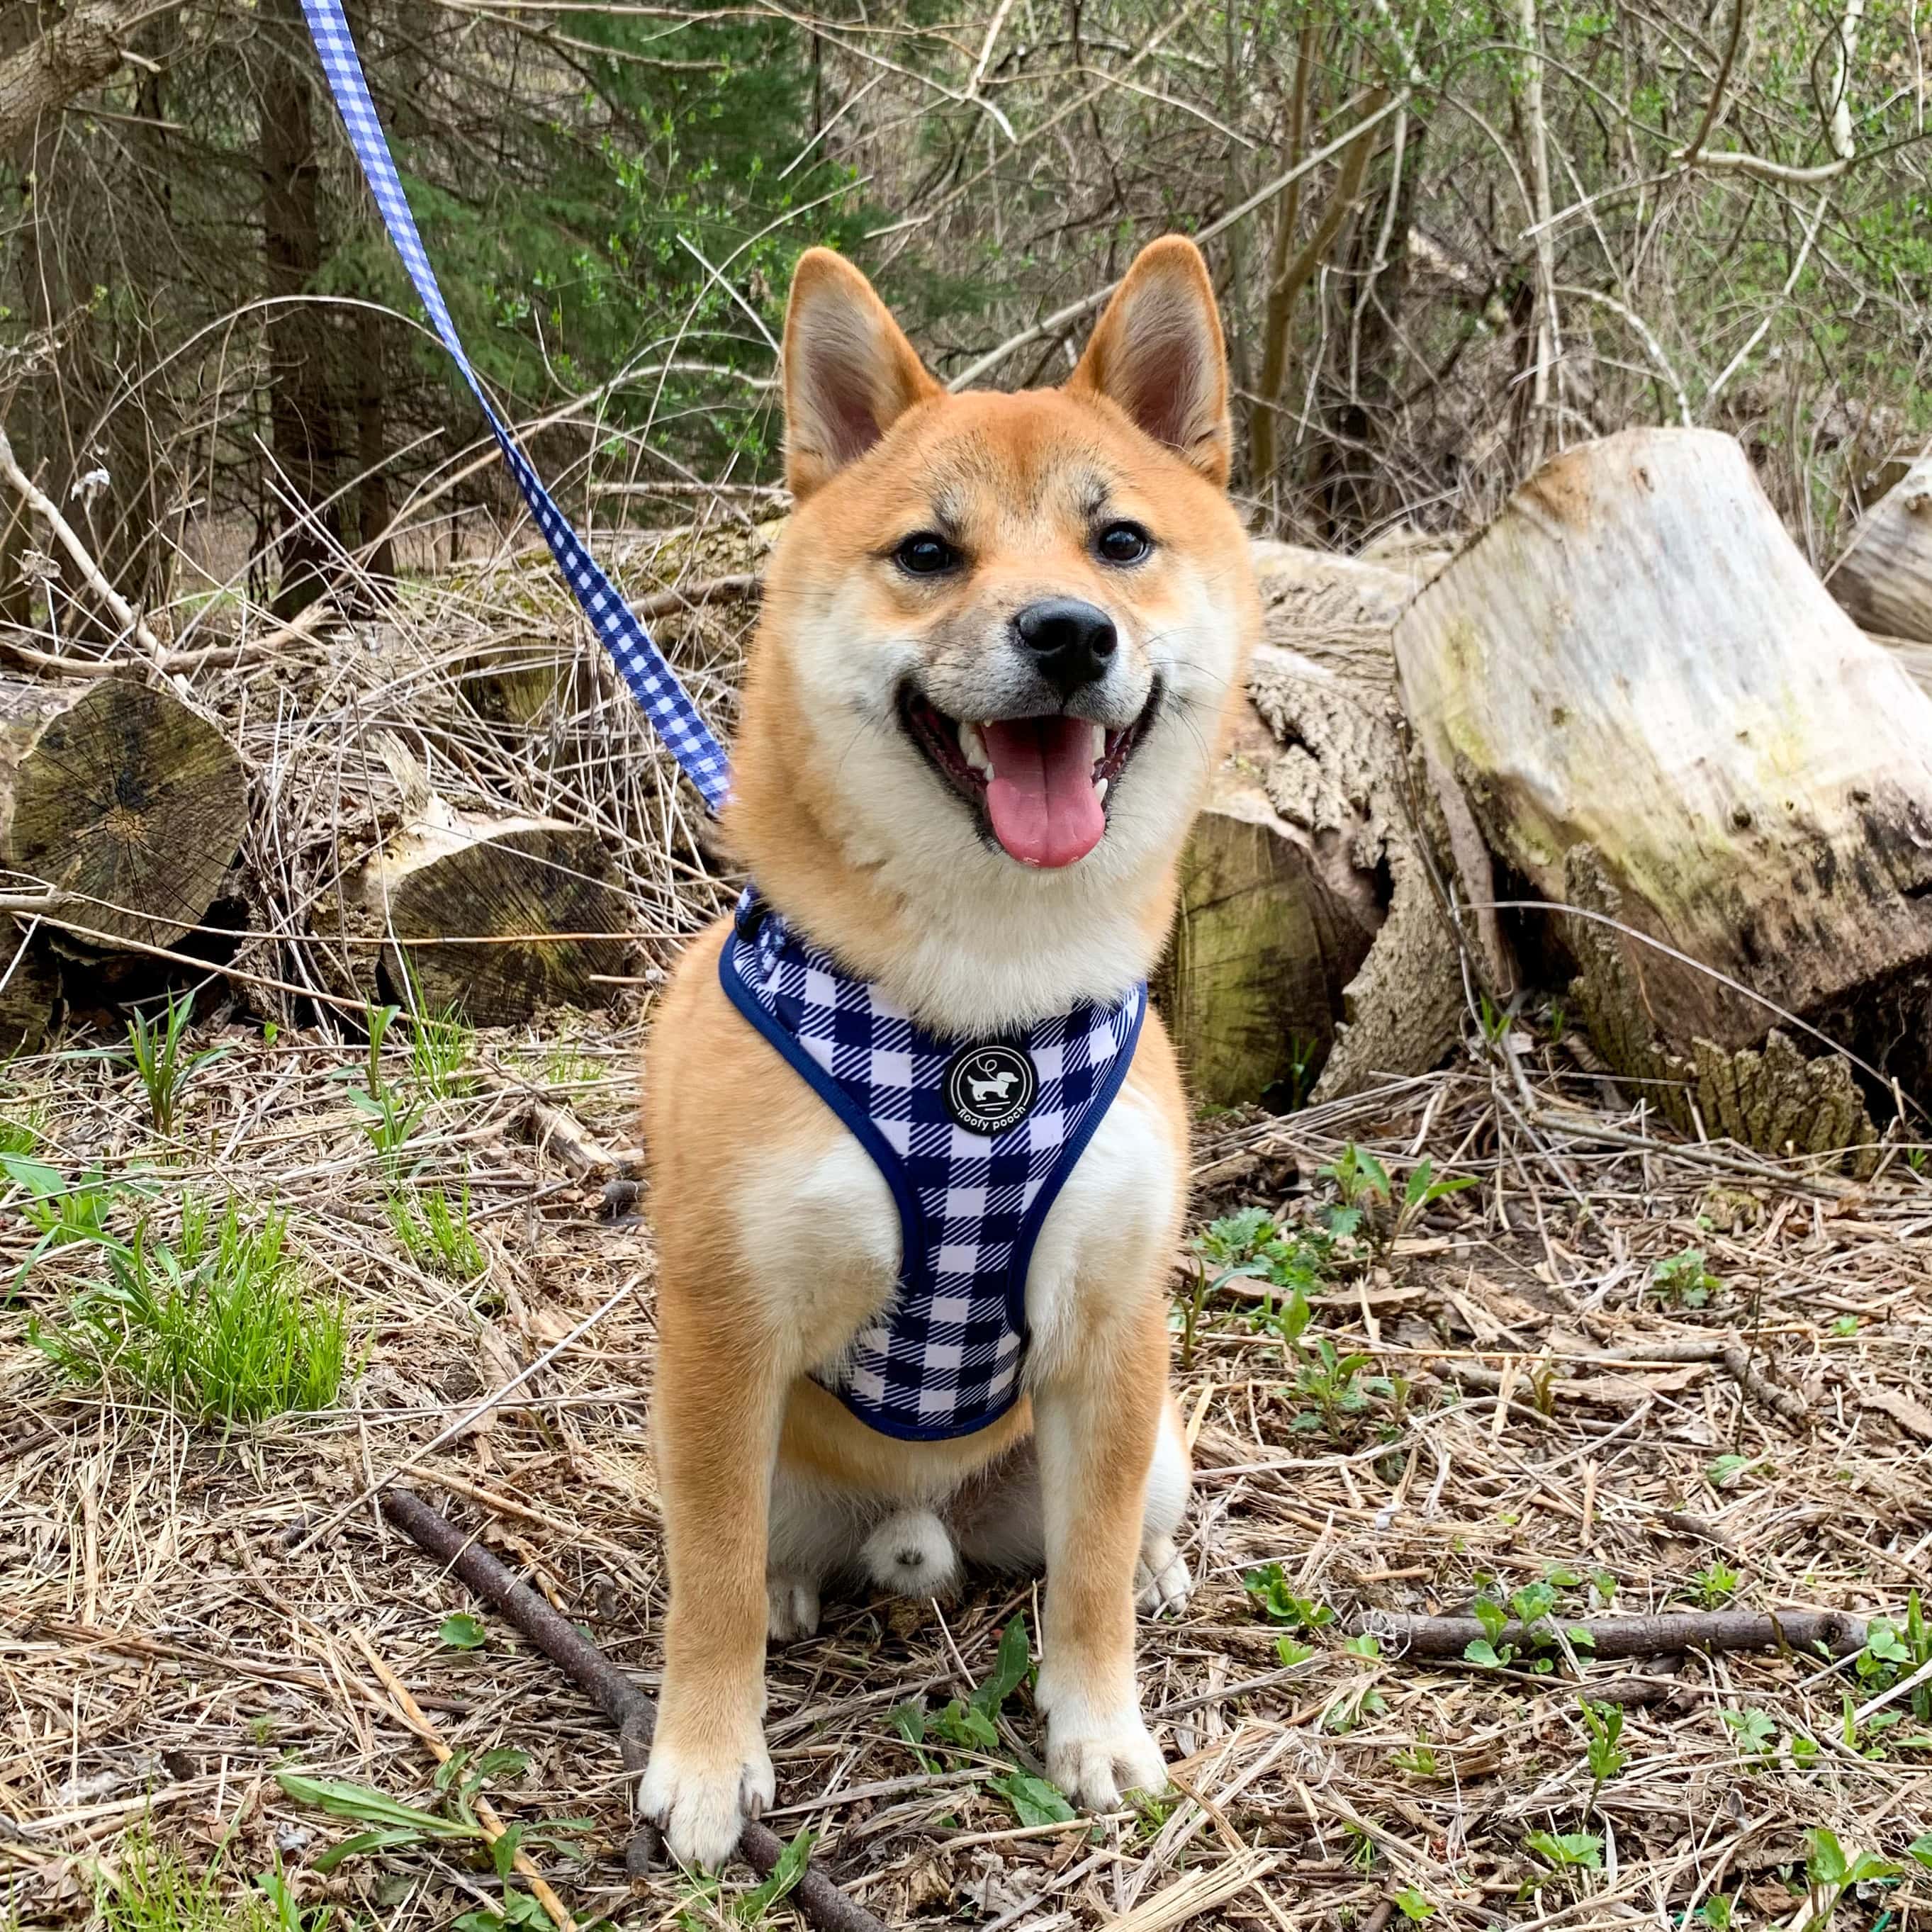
[[641, 237, 1259, 1868]]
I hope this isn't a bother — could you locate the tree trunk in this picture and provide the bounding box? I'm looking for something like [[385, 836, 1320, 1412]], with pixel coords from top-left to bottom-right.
[[0, 675, 247, 953], [259, 0, 341, 618], [1397, 427, 1932, 1162], [326, 804, 631, 1025], [1827, 451, 1932, 643]]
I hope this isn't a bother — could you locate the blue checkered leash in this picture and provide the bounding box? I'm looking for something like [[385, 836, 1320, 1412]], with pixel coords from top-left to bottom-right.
[[298, 0, 733, 809]]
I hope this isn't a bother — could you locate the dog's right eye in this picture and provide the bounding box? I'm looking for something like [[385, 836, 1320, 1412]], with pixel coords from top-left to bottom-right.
[[894, 532, 958, 576]]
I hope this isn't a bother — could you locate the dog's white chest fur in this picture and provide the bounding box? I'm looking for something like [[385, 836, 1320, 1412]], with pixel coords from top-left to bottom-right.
[[736, 1069, 1174, 1382]]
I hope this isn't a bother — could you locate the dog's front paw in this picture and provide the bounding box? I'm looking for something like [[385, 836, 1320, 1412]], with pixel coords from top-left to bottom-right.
[[639, 1731, 775, 1870], [1044, 1704, 1167, 1810], [1135, 1536, 1193, 1617]]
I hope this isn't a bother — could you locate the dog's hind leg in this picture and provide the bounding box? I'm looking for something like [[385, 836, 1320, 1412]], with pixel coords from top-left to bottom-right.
[[1134, 1393, 1193, 1617], [952, 1393, 1192, 1616]]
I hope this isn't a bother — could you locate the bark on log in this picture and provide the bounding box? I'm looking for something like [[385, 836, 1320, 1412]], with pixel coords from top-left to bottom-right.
[[1828, 451, 1932, 643], [1397, 428, 1932, 1162], [329, 803, 629, 1026], [1159, 541, 1461, 1105], [0, 0, 145, 153], [0, 675, 246, 953]]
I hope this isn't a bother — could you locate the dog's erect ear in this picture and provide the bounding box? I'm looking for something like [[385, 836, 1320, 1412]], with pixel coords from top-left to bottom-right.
[[1068, 236, 1230, 488], [782, 249, 940, 499]]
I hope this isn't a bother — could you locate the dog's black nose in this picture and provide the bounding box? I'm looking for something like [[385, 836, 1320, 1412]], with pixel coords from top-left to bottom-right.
[[1013, 597, 1117, 696]]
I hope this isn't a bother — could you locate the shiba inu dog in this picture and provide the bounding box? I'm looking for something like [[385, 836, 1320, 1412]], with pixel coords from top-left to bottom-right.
[[640, 235, 1260, 1868]]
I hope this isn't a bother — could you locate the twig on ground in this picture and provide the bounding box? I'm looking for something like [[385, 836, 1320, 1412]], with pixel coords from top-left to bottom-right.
[[1355, 1607, 1869, 1661], [375, 1487, 890, 1932]]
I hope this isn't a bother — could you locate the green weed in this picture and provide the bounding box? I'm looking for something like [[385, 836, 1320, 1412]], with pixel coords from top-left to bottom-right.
[[349, 1084, 425, 1180], [1853, 1594, 1931, 1721], [1687, 1559, 1741, 1607], [1242, 1564, 1335, 1634], [1392, 1887, 1435, 1923], [1720, 1706, 1777, 1763], [96, 1827, 329, 1932], [0, 1105, 40, 1156], [1523, 1829, 1603, 1885], [121, 992, 230, 1139], [409, 1004, 475, 1101], [4, 1154, 124, 1290], [1391, 1744, 1438, 1777], [1793, 1828, 1900, 1932], [37, 1199, 345, 1423], [1650, 1247, 1720, 1308], [388, 1187, 484, 1281], [1580, 1700, 1627, 1797]]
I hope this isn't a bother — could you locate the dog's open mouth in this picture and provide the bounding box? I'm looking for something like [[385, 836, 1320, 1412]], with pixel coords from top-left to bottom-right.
[[899, 685, 1159, 869]]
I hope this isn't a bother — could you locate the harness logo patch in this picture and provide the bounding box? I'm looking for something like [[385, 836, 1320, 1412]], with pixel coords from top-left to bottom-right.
[[943, 1043, 1038, 1135]]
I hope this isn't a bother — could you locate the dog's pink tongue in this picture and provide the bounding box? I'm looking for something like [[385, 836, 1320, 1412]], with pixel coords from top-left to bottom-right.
[[982, 716, 1103, 867]]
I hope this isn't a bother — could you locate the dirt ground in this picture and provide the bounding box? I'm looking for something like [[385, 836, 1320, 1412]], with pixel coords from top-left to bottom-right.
[[4, 1011, 1931, 1931]]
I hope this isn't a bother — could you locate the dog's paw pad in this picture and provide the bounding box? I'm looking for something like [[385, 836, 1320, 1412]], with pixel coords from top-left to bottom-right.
[[1135, 1537, 1193, 1617], [639, 1740, 775, 1870], [767, 1577, 821, 1641]]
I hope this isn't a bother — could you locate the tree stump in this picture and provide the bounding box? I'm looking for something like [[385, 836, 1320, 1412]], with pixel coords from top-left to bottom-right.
[[0, 676, 246, 953], [330, 804, 630, 1026], [1157, 542, 1461, 1106], [1828, 451, 1932, 642], [1397, 427, 1932, 1162]]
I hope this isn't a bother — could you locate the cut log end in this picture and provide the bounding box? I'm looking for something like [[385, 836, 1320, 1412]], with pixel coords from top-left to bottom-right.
[[334, 811, 629, 1026], [0, 676, 246, 952]]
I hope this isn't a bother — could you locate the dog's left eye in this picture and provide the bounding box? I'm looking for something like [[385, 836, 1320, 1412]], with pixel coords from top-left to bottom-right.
[[1096, 522, 1152, 565], [895, 532, 959, 575]]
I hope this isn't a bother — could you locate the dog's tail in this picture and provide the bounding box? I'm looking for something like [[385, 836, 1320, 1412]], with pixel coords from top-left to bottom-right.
[[860, 1508, 960, 1597]]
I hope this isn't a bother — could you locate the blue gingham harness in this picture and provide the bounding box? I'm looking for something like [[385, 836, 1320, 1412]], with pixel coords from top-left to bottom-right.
[[720, 893, 1146, 1441]]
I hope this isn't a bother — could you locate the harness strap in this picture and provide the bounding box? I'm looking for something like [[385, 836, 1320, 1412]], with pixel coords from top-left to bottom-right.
[[296, 0, 734, 809]]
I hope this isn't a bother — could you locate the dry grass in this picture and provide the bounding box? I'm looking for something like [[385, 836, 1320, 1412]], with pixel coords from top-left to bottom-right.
[[4, 996, 1931, 1931]]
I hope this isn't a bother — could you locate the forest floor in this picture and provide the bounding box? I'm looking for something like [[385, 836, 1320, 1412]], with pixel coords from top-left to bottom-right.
[[4, 1009, 1932, 1932]]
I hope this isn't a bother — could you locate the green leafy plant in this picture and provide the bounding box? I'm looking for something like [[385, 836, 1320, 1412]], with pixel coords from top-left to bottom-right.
[[1182, 1208, 1329, 1367], [349, 1083, 425, 1180], [1651, 1247, 1720, 1308], [36, 1198, 345, 1422], [1523, 1829, 1603, 1885], [5, 1154, 124, 1288], [1275, 1634, 1318, 1668], [1391, 1744, 1438, 1777], [1697, 1893, 1734, 1931], [1579, 1700, 1627, 1802], [1393, 1158, 1477, 1242], [1687, 1559, 1741, 1607], [439, 1613, 488, 1651], [1720, 1706, 1777, 1764], [1392, 1887, 1435, 1922], [121, 990, 230, 1138], [1464, 1591, 1518, 1670], [1853, 1595, 1931, 1719], [388, 1187, 485, 1282], [676, 1824, 814, 1928], [277, 1763, 590, 1916], [1242, 1565, 1335, 1634], [987, 1770, 1076, 1829], [1793, 1827, 1901, 1932]]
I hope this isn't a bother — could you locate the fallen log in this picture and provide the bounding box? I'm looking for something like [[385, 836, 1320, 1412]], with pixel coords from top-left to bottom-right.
[[328, 804, 629, 1026], [0, 675, 246, 953], [1827, 451, 1932, 642], [1396, 427, 1932, 1163], [376, 1485, 887, 1931], [1159, 542, 1461, 1106]]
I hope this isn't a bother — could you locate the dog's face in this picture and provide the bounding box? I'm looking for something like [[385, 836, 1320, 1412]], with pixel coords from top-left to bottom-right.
[[738, 237, 1255, 899]]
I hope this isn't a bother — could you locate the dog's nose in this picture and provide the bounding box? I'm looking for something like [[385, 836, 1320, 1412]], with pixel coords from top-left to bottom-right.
[[1013, 597, 1117, 696]]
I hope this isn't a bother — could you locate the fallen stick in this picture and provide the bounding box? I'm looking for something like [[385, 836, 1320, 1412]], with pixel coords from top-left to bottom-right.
[[1355, 1607, 1868, 1661], [376, 1486, 888, 1932]]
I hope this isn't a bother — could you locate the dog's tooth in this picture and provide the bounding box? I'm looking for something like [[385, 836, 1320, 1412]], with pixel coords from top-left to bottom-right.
[[1095, 777, 1110, 803], [957, 719, 994, 775], [1089, 722, 1107, 767]]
